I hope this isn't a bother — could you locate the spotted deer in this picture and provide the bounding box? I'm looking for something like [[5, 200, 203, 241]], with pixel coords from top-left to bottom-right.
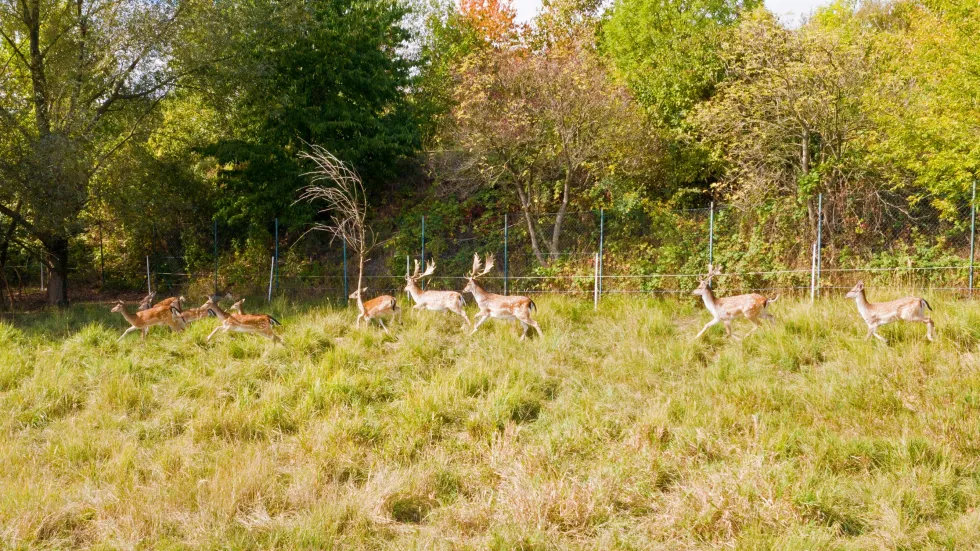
[[464, 253, 542, 340], [404, 259, 470, 329], [174, 299, 212, 326], [111, 300, 185, 342], [348, 287, 400, 333], [205, 297, 283, 344], [692, 265, 778, 340], [845, 280, 935, 343]]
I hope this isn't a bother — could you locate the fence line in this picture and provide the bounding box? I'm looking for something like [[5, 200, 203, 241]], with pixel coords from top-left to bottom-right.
[[30, 185, 977, 307]]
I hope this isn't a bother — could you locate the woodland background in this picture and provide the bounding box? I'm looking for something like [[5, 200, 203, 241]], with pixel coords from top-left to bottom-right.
[[0, 0, 977, 305]]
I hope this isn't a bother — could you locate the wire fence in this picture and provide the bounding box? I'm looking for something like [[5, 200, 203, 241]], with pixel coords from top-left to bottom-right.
[[7, 187, 980, 308]]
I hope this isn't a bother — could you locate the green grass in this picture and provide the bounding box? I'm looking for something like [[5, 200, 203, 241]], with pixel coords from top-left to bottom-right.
[[3, 295, 980, 549]]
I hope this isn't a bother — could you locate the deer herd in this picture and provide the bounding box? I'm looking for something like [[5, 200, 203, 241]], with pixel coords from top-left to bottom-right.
[[110, 258, 939, 346]]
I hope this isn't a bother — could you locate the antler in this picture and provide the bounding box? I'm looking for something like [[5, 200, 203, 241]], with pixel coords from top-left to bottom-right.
[[700, 264, 722, 284], [420, 260, 436, 278], [480, 254, 495, 277], [470, 253, 482, 278]]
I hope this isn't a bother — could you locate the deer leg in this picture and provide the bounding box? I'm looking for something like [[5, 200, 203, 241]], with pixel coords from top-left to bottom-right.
[[743, 317, 763, 338], [518, 311, 542, 339], [923, 318, 935, 341], [723, 320, 741, 340], [117, 326, 139, 342], [377, 317, 389, 334], [693, 318, 719, 340], [453, 307, 471, 329], [519, 321, 529, 340], [141, 327, 148, 341], [470, 313, 490, 335], [206, 325, 223, 342], [354, 314, 363, 329]]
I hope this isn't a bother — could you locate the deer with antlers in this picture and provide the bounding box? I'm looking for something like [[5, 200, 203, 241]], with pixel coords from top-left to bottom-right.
[[205, 297, 283, 344], [692, 265, 778, 340], [404, 259, 471, 329], [348, 288, 400, 333], [845, 280, 935, 343], [111, 300, 185, 342], [464, 253, 542, 340]]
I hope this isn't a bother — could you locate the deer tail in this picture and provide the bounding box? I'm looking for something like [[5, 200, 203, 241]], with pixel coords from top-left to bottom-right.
[[459, 295, 466, 308], [269, 315, 282, 327], [529, 300, 537, 312], [766, 294, 779, 306], [921, 299, 933, 311]]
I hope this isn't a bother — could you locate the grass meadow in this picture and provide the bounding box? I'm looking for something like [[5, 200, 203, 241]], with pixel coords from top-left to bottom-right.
[[2, 294, 980, 549]]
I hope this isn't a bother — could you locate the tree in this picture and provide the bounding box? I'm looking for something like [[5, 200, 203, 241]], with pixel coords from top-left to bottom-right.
[[690, 8, 878, 236], [441, 31, 660, 264], [603, 0, 761, 127], [0, 0, 213, 305], [201, 0, 421, 238]]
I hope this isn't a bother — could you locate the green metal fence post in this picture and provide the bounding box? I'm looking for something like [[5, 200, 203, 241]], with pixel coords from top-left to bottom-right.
[[503, 214, 509, 296], [816, 193, 823, 299], [599, 209, 605, 299], [213, 220, 218, 296], [970, 180, 976, 296], [420, 215, 426, 290]]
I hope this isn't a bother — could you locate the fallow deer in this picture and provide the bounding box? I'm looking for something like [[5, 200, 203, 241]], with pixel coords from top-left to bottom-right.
[[464, 254, 542, 340], [404, 259, 470, 329], [205, 297, 283, 344], [692, 265, 778, 340], [845, 280, 935, 343], [111, 300, 185, 342], [173, 299, 212, 326], [138, 291, 157, 311], [349, 287, 400, 333]]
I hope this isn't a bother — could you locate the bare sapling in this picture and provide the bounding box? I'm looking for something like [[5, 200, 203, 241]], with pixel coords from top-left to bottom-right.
[[464, 253, 541, 340], [845, 280, 935, 343], [298, 145, 392, 333], [692, 265, 778, 340]]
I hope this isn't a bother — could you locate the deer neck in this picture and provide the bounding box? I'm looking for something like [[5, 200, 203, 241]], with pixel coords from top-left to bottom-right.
[[406, 279, 423, 301], [117, 307, 139, 326], [853, 290, 871, 316], [468, 280, 490, 305], [356, 294, 366, 315], [210, 303, 230, 322], [700, 288, 719, 316]]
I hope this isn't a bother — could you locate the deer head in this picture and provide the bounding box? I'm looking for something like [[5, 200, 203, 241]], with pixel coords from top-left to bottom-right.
[[230, 298, 246, 313], [692, 265, 722, 297], [138, 292, 156, 310], [845, 280, 865, 299], [111, 300, 126, 313], [463, 253, 495, 294], [348, 287, 368, 300]]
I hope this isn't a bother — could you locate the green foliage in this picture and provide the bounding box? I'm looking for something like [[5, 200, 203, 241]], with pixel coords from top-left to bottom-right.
[[603, 0, 760, 126]]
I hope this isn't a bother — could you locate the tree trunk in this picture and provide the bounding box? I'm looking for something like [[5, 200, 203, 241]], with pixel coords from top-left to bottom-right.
[[45, 237, 69, 307], [511, 173, 548, 266], [549, 169, 574, 256]]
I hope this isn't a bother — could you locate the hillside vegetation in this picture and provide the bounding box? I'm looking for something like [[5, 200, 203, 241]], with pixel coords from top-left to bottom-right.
[[2, 296, 980, 549]]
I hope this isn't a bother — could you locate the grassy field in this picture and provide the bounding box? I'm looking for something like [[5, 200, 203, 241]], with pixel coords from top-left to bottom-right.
[[2, 294, 980, 550]]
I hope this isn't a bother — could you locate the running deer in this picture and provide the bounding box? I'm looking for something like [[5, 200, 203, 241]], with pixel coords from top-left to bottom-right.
[[349, 287, 400, 333], [845, 280, 935, 343], [464, 253, 542, 340], [174, 299, 212, 325], [404, 259, 470, 329], [138, 292, 157, 311], [205, 297, 283, 344], [692, 265, 778, 340], [111, 300, 185, 342]]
